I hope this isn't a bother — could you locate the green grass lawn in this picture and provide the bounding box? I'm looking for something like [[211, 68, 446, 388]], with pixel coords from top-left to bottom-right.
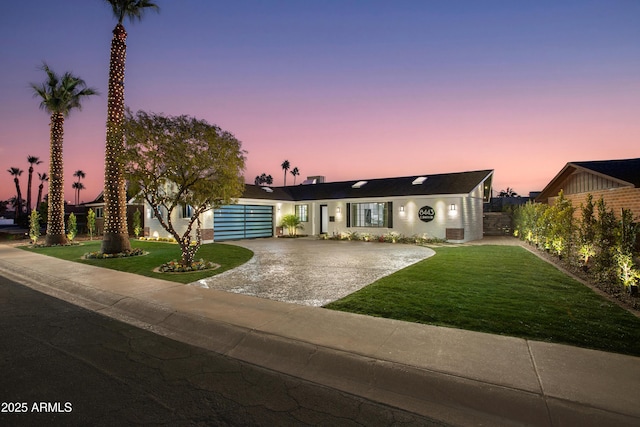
[[325, 245, 640, 357], [20, 239, 253, 284]]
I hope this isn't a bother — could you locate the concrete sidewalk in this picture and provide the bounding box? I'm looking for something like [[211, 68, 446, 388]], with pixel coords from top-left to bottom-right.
[[1, 244, 639, 426]]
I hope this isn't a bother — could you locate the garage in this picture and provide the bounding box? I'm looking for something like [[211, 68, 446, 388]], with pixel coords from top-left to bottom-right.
[[213, 204, 273, 241]]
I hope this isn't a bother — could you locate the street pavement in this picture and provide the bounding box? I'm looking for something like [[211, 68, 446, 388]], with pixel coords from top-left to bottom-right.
[[0, 274, 443, 426], [1, 240, 639, 426]]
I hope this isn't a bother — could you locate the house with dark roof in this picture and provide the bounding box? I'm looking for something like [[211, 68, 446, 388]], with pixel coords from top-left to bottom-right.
[[83, 191, 145, 236], [536, 157, 640, 215], [144, 169, 494, 243]]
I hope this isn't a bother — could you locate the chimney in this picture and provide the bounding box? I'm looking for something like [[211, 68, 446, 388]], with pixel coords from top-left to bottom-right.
[[303, 175, 325, 184]]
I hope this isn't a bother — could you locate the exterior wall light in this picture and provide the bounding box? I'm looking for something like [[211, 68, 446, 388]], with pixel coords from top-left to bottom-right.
[[336, 207, 341, 214], [450, 204, 456, 211], [400, 205, 405, 212]]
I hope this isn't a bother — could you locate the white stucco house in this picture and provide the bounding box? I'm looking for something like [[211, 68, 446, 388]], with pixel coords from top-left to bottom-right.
[[144, 169, 494, 244]]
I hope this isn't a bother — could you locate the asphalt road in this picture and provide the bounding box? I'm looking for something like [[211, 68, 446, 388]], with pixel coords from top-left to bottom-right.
[[0, 274, 445, 426]]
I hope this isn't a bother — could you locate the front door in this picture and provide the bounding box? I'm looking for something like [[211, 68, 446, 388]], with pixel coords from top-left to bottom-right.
[[320, 205, 328, 234]]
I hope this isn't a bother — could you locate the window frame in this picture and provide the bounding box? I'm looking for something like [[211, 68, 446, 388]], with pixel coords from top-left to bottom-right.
[[182, 204, 193, 219], [295, 204, 309, 222], [347, 202, 393, 228]]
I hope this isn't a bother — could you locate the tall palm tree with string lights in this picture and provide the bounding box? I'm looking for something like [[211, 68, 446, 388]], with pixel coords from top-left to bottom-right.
[[26, 155, 42, 212], [30, 63, 98, 245], [7, 167, 24, 219], [101, 0, 159, 254]]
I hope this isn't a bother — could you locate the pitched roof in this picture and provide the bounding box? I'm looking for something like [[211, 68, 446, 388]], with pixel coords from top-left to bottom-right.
[[241, 184, 295, 201], [537, 157, 640, 202], [242, 170, 493, 201], [571, 158, 640, 187]]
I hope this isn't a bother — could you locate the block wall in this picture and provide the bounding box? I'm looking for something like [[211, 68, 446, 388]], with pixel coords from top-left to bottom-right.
[[548, 187, 640, 219]]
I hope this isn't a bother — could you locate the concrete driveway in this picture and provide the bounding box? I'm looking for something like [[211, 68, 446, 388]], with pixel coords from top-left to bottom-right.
[[192, 238, 435, 307]]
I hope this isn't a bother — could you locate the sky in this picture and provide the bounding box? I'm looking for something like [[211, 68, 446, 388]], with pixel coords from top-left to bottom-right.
[[1, 0, 639, 205]]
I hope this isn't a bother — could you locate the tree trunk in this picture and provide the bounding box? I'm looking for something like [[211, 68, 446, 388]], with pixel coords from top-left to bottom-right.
[[180, 240, 195, 267], [101, 23, 131, 254], [45, 113, 68, 246], [27, 166, 33, 212], [13, 178, 23, 219], [36, 184, 43, 211]]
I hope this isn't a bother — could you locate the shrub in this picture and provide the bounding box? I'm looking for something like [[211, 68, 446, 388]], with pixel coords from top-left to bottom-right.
[[280, 214, 303, 236], [593, 197, 617, 282], [84, 248, 145, 259], [66, 213, 77, 242], [615, 250, 640, 290], [87, 208, 96, 240], [29, 209, 40, 244], [158, 258, 216, 273], [133, 209, 142, 238]]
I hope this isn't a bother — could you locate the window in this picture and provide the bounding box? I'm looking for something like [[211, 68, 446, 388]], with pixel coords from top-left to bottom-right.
[[182, 204, 193, 219], [155, 206, 165, 220], [95, 207, 103, 218], [348, 202, 392, 228], [295, 204, 309, 222]]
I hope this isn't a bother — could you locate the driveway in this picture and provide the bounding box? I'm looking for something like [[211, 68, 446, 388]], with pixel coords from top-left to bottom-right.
[[192, 238, 435, 307]]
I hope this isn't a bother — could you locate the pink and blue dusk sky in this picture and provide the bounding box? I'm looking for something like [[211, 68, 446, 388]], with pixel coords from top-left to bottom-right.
[[1, 0, 639, 204]]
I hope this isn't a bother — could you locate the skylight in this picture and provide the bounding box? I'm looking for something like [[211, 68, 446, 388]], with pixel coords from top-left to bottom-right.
[[352, 180, 368, 188], [412, 176, 428, 185], [261, 186, 274, 193]]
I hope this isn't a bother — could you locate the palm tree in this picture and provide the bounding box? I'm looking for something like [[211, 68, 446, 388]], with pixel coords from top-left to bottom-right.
[[254, 173, 274, 186], [102, 0, 159, 254], [290, 167, 300, 185], [281, 160, 290, 186], [73, 170, 86, 205], [7, 167, 24, 217], [26, 156, 42, 212], [72, 181, 86, 206], [36, 172, 49, 209], [30, 63, 98, 245]]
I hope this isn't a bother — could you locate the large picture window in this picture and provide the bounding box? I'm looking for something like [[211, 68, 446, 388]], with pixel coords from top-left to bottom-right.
[[348, 202, 392, 228], [295, 204, 309, 222]]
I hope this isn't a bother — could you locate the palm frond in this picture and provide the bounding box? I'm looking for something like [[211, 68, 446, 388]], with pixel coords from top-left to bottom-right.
[[106, 0, 159, 24]]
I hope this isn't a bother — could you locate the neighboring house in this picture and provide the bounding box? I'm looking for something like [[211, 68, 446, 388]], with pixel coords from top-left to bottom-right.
[[83, 192, 144, 236], [536, 158, 640, 216], [144, 169, 494, 244]]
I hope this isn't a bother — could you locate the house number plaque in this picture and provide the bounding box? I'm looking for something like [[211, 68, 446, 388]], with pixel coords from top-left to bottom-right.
[[418, 206, 435, 222]]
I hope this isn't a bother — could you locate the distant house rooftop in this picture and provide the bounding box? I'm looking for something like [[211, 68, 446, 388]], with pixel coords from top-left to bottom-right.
[[537, 157, 640, 203]]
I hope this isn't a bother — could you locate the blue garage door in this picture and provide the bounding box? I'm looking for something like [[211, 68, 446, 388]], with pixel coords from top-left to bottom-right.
[[213, 204, 273, 241]]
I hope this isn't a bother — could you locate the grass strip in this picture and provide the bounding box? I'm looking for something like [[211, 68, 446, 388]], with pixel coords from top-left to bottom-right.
[[20, 240, 253, 284], [325, 245, 640, 356]]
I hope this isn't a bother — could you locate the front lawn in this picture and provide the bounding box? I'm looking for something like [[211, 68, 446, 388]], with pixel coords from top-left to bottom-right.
[[325, 245, 640, 357], [20, 240, 253, 284]]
